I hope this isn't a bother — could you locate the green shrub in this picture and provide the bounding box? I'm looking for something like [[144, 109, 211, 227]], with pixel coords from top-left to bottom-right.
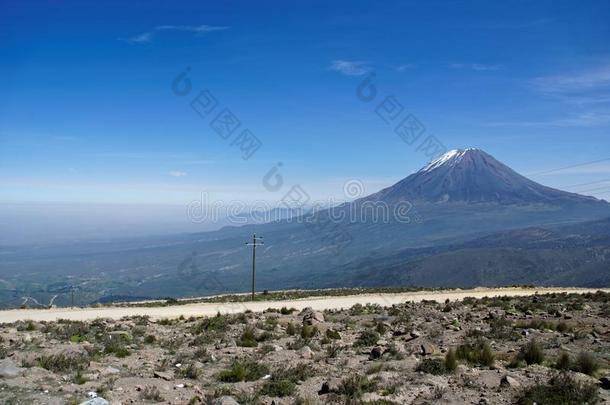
[[0, 345, 8, 359], [455, 340, 494, 367], [237, 326, 258, 347], [354, 330, 379, 347], [366, 362, 385, 375], [416, 358, 449, 375], [515, 319, 573, 333], [69, 334, 86, 343], [17, 320, 37, 331], [518, 373, 599, 405], [337, 374, 377, 399], [38, 352, 89, 373], [280, 307, 296, 315], [515, 340, 545, 366], [73, 369, 88, 385], [286, 322, 297, 336], [554, 352, 571, 371], [300, 324, 318, 339], [444, 348, 457, 372], [104, 340, 130, 358], [157, 318, 174, 326], [217, 359, 269, 382], [180, 363, 200, 379], [574, 351, 599, 376], [326, 343, 343, 358], [488, 317, 520, 341], [349, 303, 365, 316], [325, 329, 341, 340], [259, 363, 313, 397], [375, 322, 388, 335], [192, 313, 232, 334], [260, 379, 295, 397], [144, 335, 156, 344]]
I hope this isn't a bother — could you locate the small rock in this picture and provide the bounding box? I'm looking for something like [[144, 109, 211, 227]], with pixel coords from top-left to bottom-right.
[[392, 327, 407, 336], [79, 398, 109, 405], [298, 345, 314, 359], [0, 359, 24, 379], [318, 379, 341, 395], [102, 366, 120, 375], [500, 375, 520, 388], [420, 342, 437, 356], [410, 330, 422, 339], [214, 396, 239, 405], [153, 370, 174, 381], [301, 307, 325, 325], [369, 347, 383, 360]]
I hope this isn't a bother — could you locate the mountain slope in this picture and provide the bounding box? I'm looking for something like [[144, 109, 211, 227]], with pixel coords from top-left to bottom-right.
[[361, 148, 606, 205], [322, 217, 610, 289]]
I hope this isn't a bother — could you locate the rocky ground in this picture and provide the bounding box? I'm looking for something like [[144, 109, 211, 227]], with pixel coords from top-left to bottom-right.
[[0, 291, 609, 404]]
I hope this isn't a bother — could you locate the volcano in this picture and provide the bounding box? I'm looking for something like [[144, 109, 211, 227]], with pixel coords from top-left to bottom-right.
[[362, 148, 606, 205]]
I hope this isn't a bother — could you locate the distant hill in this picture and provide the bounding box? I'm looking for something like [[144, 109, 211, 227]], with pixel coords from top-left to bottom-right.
[[319, 217, 610, 289]]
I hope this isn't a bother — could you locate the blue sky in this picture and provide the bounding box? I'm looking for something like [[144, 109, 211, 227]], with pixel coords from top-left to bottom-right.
[[1, 0, 610, 207]]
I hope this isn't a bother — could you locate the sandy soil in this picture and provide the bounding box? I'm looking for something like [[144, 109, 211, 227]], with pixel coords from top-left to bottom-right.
[[1, 287, 608, 323]]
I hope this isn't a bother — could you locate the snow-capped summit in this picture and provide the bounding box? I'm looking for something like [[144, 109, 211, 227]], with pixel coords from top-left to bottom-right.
[[420, 148, 481, 172], [361, 148, 606, 205]]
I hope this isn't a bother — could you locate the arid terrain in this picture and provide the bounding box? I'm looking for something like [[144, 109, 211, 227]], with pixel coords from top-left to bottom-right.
[[1, 290, 609, 404]]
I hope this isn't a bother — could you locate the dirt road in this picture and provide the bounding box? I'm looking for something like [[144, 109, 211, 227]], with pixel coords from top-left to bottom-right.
[[1, 287, 607, 323]]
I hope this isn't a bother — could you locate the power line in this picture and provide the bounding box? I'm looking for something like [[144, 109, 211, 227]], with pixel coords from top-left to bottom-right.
[[528, 157, 610, 177], [560, 178, 610, 190], [575, 185, 610, 194]]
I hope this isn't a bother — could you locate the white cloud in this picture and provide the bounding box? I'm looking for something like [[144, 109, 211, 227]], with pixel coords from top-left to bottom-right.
[[168, 171, 187, 177], [487, 111, 610, 128], [396, 63, 416, 72], [123, 32, 153, 44], [156, 25, 229, 33], [490, 62, 610, 128], [329, 60, 370, 76], [450, 63, 501, 71], [533, 63, 610, 93], [122, 24, 228, 44]]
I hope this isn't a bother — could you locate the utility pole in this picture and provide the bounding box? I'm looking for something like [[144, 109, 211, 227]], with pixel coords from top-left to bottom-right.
[[245, 234, 264, 301]]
